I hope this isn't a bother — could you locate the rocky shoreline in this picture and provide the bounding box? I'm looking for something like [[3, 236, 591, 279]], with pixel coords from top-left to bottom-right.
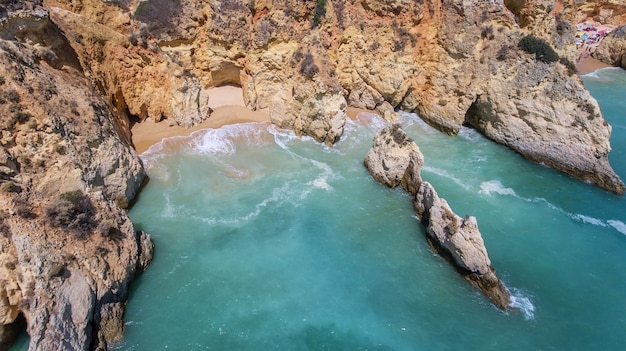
[[1, 0, 625, 350]]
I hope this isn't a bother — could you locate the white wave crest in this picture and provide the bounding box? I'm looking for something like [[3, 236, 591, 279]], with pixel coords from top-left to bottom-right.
[[508, 289, 535, 320], [581, 66, 622, 79], [608, 220, 626, 235], [268, 125, 301, 151], [422, 166, 471, 190], [353, 112, 388, 131], [397, 111, 440, 134], [185, 122, 269, 156], [570, 213, 609, 227], [479, 180, 517, 196], [458, 126, 483, 141], [537, 198, 626, 236]]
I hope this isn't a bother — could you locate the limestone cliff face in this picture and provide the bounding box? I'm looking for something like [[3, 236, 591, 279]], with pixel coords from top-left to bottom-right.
[[0, 5, 152, 350], [365, 124, 511, 310], [90, 0, 620, 194], [577, 0, 626, 25]]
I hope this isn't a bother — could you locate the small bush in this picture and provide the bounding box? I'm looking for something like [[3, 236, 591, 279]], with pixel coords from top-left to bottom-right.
[[496, 44, 511, 61], [312, 0, 326, 28], [518, 35, 559, 63], [14, 199, 36, 219], [300, 53, 319, 78], [14, 111, 32, 124], [481, 25, 494, 40], [4, 89, 20, 103], [1, 181, 21, 193], [46, 190, 96, 239], [98, 221, 126, 242]]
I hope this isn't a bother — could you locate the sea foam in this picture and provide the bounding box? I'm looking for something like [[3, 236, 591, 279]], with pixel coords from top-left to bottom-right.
[[187, 123, 268, 156], [508, 289, 536, 321], [479, 180, 516, 196], [608, 220, 626, 236]]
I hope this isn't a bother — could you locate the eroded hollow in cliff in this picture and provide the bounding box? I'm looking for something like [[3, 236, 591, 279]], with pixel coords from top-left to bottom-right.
[[463, 97, 482, 130], [211, 63, 243, 87], [0, 312, 27, 350]]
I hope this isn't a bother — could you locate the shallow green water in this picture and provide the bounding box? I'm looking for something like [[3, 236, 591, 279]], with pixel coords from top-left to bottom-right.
[[9, 70, 626, 350]]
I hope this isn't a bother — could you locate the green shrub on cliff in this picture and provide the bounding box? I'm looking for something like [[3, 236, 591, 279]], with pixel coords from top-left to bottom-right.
[[312, 0, 326, 28], [518, 35, 559, 63]]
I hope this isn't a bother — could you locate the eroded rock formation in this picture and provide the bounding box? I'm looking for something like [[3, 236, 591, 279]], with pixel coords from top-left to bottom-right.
[[594, 24, 626, 69], [0, 4, 152, 350], [365, 124, 511, 310], [17, 0, 622, 194]]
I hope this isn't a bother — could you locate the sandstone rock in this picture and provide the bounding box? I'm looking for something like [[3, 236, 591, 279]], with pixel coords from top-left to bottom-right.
[[465, 57, 625, 194], [414, 182, 511, 310], [49, 6, 211, 129], [365, 125, 511, 310], [594, 25, 626, 69], [0, 8, 152, 350], [364, 124, 423, 195]]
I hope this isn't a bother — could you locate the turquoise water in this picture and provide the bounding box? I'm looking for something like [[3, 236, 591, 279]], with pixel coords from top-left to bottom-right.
[[8, 70, 626, 350]]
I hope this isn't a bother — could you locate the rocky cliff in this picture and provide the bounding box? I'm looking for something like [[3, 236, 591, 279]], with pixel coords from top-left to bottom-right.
[[0, 4, 152, 350], [39, 0, 622, 193], [0, 0, 624, 350], [364, 124, 511, 310]]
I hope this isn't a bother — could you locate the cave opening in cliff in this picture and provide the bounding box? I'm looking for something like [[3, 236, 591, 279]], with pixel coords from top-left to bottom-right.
[[1, 312, 27, 350], [211, 63, 243, 88], [463, 97, 481, 130]]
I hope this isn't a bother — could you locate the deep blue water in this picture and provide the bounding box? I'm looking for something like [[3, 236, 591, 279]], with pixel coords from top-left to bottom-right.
[[9, 69, 626, 350]]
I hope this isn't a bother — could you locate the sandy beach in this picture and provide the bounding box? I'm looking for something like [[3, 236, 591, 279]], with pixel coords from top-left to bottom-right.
[[131, 86, 374, 153], [574, 21, 614, 75], [131, 86, 270, 153], [576, 56, 611, 75]]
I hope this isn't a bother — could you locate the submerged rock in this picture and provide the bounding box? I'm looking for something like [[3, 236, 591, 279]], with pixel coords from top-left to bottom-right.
[[365, 125, 511, 310]]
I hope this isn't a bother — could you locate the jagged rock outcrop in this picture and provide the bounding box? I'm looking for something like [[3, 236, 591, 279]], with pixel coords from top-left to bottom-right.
[[365, 124, 511, 310], [0, 5, 153, 351], [594, 25, 626, 69]]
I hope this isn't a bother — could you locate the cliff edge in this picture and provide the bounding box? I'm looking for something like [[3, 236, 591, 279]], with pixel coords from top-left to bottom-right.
[[0, 4, 153, 350]]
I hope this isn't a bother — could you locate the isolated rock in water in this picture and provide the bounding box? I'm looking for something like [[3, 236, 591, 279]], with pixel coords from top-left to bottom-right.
[[365, 125, 511, 310], [364, 124, 423, 196], [414, 182, 511, 310]]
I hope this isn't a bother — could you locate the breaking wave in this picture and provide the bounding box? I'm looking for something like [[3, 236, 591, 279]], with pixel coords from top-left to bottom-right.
[[508, 288, 536, 320], [607, 220, 626, 236], [479, 180, 517, 196]]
